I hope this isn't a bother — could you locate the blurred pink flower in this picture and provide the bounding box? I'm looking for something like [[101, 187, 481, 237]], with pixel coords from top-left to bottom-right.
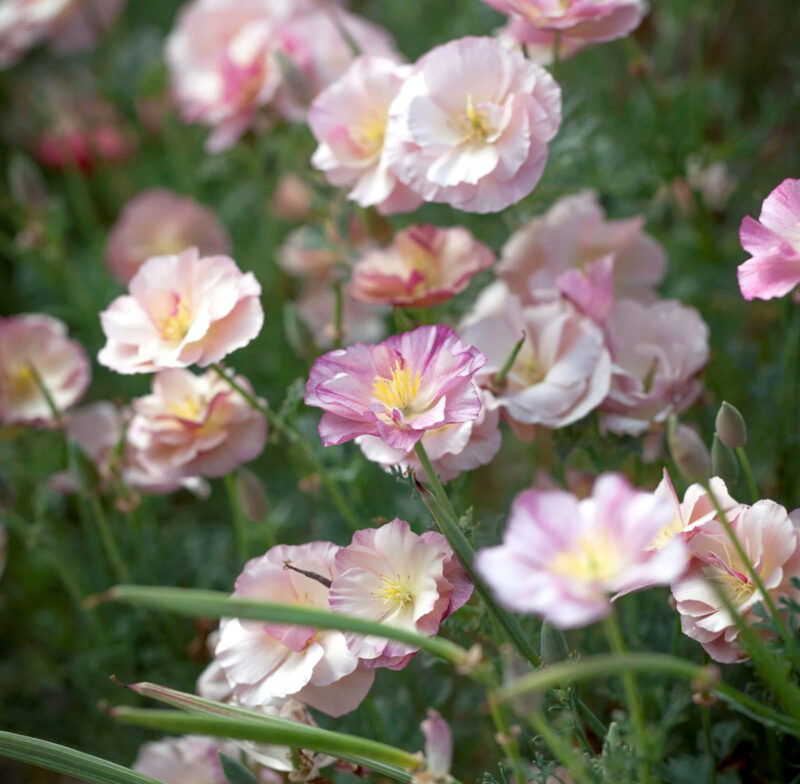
[[357, 388, 501, 483], [329, 519, 472, 669], [350, 225, 495, 308], [601, 299, 709, 436], [216, 542, 375, 716], [106, 189, 231, 284], [98, 248, 263, 374], [485, 0, 647, 43], [419, 710, 452, 782], [476, 473, 687, 628], [304, 325, 486, 452], [49, 0, 125, 54], [309, 56, 420, 215], [271, 172, 313, 222], [133, 735, 234, 784], [673, 500, 800, 663], [460, 283, 611, 430], [737, 179, 800, 300], [0, 314, 89, 426], [497, 191, 667, 307], [384, 36, 561, 214], [127, 368, 267, 480], [497, 17, 587, 64]]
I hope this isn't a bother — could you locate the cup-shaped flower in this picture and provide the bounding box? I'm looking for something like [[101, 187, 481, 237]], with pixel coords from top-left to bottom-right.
[[672, 500, 800, 663], [309, 56, 421, 215], [476, 473, 688, 628], [460, 283, 611, 430], [328, 519, 472, 669], [601, 299, 709, 436], [133, 734, 236, 784], [497, 191, 666, 307], [350, 225, 495, 308], [498, 17, 588, 64], [98, 248, 263, 374], [216, 542, 375, 716], [384, 36, 561, 214], [0, 314, 90, 425], [127, 368, 267, 480], [304, 325, 486, 452], [106, 189, 231, 284], [737, 179, 800, 300]]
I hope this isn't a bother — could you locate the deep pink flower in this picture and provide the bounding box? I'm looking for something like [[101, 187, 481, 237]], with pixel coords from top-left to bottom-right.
[[329, 519, 472, 669], [384, 36, 561, 214], [350, 225, 495, 308], [127, 368, 267, 480], [0, 314, 89, 425], [737, 179, 800, 300], [106, 189, 231, 284], [673, 501, 800, 663], [98, 248, 263, 374], [304, 325, 486, 452], [476, 473, 687, 628]]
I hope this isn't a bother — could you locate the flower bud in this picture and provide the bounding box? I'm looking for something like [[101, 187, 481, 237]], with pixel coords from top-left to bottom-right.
[[715, 401, 747, 448], [668, 420, 711, 482], [711, 434, 738, 486], [235, 467, 268, 523]]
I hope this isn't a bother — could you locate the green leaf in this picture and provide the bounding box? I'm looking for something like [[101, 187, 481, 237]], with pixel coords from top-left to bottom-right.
[[220, 752, 260, 784], [0, 730, 162, 784]]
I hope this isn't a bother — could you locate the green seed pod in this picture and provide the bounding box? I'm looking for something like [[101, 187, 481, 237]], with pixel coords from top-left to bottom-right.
[[715, 401, 747, 448], [668, 420, 711, 482]]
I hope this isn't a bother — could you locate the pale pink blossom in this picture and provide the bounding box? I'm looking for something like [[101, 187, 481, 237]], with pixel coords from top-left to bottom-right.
[[216, 542, 375, 716], [309, 56, 421, 215], [329, 519, 472, 668], [384, 36, 561, 214], [476, 473, 687, 628], [133, 735, 236, 784], [277, 219, 368, 279], [48, 0, 125, 54], [127, 368, 267, 480], [106, 189, 231, 284], [460, 283, 611, 431], [98, 248, 263, 374], [0, 314, 89, 425], [601, 299, 709, 435], [418, 710, 452, 783], [271, 172, 313, 222], [737, 179, 800, 300], [350, 225, 495, 308], [356, 389, 501, 483], [497, 191, 666, 308], [304, 325, 486, 452], [484, 0, 647, 43], [673, 501, 800, 663], [498, 17, 587, 64], [165, 0, 280, 152]]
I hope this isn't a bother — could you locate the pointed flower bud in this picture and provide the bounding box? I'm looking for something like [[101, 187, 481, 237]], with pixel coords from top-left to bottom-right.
[[668, 420, 711, 482], [715, 401, 747, 448]]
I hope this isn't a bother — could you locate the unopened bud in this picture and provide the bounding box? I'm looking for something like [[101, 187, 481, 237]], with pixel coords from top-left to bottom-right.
[[715, 401, 747, 448], [540, 621, 569, 666], [275, 51, 313, 109], [236, 467, 268, 522], [668, 420, 711, 482], [711, 434, 739, 486]]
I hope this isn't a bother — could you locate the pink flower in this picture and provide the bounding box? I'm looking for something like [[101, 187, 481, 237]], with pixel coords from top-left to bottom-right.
[[127, 368, 267, 480], [304, 325, 486, 452], [0, 314, 89, 425], [498, 17, 588, 64], [329, 519, 472, 669], [497, 191, 667, 308], [98, 248, 264, 374], [356, 389, 502, 483], [165, 0, 280, 152], [216, 542, 375, 717], [384, 36, 561, 214], [601, 299, 709, 436], [419, 710, 452, 782], [309, 56, 421, 215], [271, 172, 313, 222], [476, 473, 687, 628], [673, 501, 800, 663], [48, 0, 125, 54], [106, 189, 231, 284], [460, 283, 611, 431], [350, 225, 495, 308], [737, 179, 800, 300], [486, 0, 647, 43], [133, 735, 235, 784]]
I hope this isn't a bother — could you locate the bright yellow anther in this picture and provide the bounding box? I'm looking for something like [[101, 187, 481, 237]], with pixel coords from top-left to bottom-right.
[[372, 361, 422, 413], [550, 534, 621, 582], [375, 574, 414, 608], [160, 298, 192, 343]]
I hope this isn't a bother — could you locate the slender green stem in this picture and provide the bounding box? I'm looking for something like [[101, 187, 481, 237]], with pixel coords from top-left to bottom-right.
[[528, 709, 593, 784], [551, 31, 562, 80], [413, 442, 542, 668], [332, 279, 344, 349], [88, 495, 130, 583], [702, 703, 716, 784], [735, 447, 759, 503], [210, 364, 361, 531], [487, 691, 530, 784], [603, 612, 651, 784], [491, 332, 525, 391], [224, 472, 249, 562]]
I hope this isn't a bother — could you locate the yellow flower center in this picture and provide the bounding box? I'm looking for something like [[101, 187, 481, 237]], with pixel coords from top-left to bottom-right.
[[373, 361, 422, 414], [650, 514, 684, 550], [458, 94, 493, 143], [171, 395, 204, 421], [550, 533, 622, 582], [160, 297, 192, 343], [354, 115, 387, 157], [376, 574, 414, 608], [7, 364, 38, 401]]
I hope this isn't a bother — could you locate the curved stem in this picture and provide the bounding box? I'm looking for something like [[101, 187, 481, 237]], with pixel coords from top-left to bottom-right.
[[224, 472, 249, 562], [735, 447, 759, 503]]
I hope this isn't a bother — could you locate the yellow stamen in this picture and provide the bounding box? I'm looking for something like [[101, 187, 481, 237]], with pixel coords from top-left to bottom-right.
[[375, 574, 414, 608], [172, 395, 203, 421], [460, 93, 492, 142], [550, 533, 621, 582], [354, 115, 387, 157], [7, 364, 37, 401], [160, 298, 192, 343], [373, 361, 422, 413]]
